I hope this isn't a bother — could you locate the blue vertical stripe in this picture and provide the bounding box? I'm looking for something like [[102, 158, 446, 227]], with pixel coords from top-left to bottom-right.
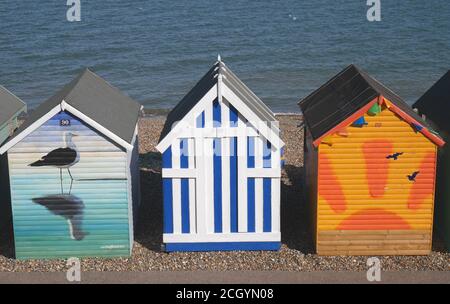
[[229, 104, 238, 127], [162, 147, 173, 234], [263, 140, 272, 232], [263, 179, 272, 232], [181, 179, 190, 233], [213, 100, 222, 233], [263, 141, 272, 169], [213, 100, 221, 127], [197, 111, 205, 128], [247, 136, 255, 232], [180, 139, 190, 233], [180, 139, 189, 168], [230, 137, 238, 232], [247, 137, 255, 168], [229, 103, 239, 232], [247, 179, 255, 232], [213, 139, 222, 233]]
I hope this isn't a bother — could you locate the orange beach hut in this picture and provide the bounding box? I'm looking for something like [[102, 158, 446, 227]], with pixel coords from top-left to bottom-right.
[[300, 65, 445, 256]]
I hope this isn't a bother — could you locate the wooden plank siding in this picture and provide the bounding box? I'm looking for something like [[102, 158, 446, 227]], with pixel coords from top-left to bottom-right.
[[316, 107, 437, 255], [162, 98, 281, 250], [8, 111, 131, 259]]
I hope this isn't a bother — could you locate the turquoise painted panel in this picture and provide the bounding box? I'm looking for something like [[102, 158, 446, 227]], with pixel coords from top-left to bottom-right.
[[8, 111, 131, 259]]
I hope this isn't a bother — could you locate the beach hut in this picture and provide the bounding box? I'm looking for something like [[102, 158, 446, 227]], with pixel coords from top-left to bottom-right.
[[156, 57, 284, 252], [0, 69, 142, 259], [0, 86, 27, 229], [413, 71, 450, 251], [300, 65, 445, 256], [0, 86, 27, 145]]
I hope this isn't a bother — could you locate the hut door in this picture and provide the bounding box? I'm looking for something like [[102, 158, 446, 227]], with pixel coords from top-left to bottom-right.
[[192, 130, 279, 236]]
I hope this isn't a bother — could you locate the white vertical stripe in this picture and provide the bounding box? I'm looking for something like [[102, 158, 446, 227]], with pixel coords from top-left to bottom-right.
[[221, 101, 231, 233], [195, 136, 207, 235], [271, 146, 281, 233], [172, 139, 182, 234], [204, 103, 215, 233], [188, 137, 196, 234], [255, 136, 264, 233], [237, 114, 248, 232]]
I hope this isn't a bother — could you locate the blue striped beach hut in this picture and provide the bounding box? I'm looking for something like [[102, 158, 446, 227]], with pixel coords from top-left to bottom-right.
[[0, 69, 142, 259], [156, 57, 285, 252]]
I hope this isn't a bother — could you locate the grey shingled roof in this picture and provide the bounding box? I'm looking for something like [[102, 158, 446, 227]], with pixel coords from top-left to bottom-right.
[[0, 85, 26, 127], [159, 60, 276, 142], [3, 69, 142, 147], [299, 64, 433, 142]]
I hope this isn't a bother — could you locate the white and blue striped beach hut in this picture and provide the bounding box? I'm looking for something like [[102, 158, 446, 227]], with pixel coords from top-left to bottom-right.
[[156, 57, 284, 251]]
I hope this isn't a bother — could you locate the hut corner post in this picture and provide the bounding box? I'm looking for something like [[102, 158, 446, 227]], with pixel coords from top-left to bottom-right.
[[127, 126, 141, 255], [0, 152, 12, 232]]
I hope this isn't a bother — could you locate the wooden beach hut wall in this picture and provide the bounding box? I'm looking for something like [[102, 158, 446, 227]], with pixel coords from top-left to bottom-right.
[[300, 65, 445, 256], [413, 71, 450, 251], [157, 58, 285, 252], [0, 86, 27, 229], [0, 69, 142, 259], [0, 86, 26, 145]]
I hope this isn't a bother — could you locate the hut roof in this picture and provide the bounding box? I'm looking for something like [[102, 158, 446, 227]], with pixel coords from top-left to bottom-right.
[[298, 64, 443, 146], [159, 60, 277, 143], [0, 85, 26, 128], [413, 71, 450, 133], [0, 69, 142, 153]]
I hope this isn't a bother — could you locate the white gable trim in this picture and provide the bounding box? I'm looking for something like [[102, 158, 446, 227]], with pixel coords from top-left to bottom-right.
[[0, 104, 62, 155], [156, 82, 285, 152], [156, 84, 218, 152], [222, 84, 285, 149], [0, 101, 133, 155], [61, 101, 133, 151]]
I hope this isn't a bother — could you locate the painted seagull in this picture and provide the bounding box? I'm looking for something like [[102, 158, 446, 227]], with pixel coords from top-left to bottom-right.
[[32, 194, 88, 241], [29, 132, 79, 194], [407, 171, 420, 182], [387, 152, 404, 160]]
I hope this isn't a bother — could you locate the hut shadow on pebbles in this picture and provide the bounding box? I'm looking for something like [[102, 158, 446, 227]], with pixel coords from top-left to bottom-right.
[[0, 219, 15, 259], [281, 164, 314, 254], [134, 152, 163, 252]]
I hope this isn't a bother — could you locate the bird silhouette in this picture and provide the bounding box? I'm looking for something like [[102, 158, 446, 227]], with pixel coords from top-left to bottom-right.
[[386, 152, 404, 160], [29, 132, 79, 194], [32, 194, 88, 241], [407, 171, 420, 182]]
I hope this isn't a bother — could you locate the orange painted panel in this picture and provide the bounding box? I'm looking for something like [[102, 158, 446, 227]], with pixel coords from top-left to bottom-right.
[[318, 154, 346, 213], [362, 139, 393, 198], [337, 209, 411, 230], [408, 152, 436, 210], [317, 107, 437, 236]]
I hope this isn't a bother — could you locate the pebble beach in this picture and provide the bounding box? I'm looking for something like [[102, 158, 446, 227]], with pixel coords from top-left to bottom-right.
[[0, 115, 449, 272]]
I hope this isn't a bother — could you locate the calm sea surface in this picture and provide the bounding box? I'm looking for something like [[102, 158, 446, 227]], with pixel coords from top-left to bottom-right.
[[0, 1, 449, 113]]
